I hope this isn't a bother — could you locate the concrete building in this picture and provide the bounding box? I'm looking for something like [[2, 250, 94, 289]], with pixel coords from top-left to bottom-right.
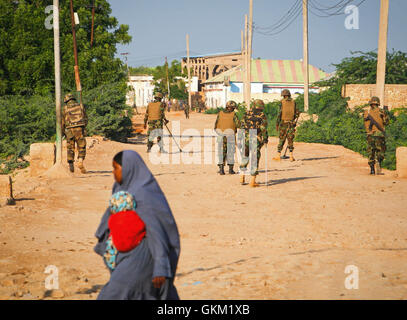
[[203, 59, 329, 108], [126, 75, 155, 107], [181, 52, 243, 90]]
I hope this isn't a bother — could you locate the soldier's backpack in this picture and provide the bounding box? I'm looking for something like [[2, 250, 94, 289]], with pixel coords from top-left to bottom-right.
[[65, 103, 86, 128]]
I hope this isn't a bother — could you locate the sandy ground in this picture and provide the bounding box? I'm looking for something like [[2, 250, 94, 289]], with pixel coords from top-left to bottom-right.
[[1, 111, 407, 300]]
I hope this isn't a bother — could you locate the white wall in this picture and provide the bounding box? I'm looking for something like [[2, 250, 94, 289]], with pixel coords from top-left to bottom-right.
[[126, 75, 155, 107]]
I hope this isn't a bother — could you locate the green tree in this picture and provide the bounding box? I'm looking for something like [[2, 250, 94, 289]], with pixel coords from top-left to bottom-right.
[[152, 60, 188, 100], [129, 66, 155, 76], [0, 0, 131, 95], [317, 50, 407, 88]]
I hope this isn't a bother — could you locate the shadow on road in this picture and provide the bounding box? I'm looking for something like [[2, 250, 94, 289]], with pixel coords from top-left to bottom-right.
[[175, 256, 260, 278], [257, 169, 295, 174], [300, 156, 339, 161], [14, 198, 35, 202], [259, 176, 325, 187]]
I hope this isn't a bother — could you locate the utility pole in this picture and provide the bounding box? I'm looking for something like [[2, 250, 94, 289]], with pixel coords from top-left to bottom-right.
[[53, 0, 62, 164], [121, 52, 129, 78], [186, 34, 192, 110], [247, 0, 253, 107], [165, 57, 171, 100], [302, 0, 309, 112], [241, 30, 244, 54], [69, 0, 82, 99], [244, 14, 248, 106], [303, 0, 309, 113], [376, 0, 389, 107]]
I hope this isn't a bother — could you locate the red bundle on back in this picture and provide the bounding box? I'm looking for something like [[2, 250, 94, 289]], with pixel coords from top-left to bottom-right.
[[108, 210, 146, 252]]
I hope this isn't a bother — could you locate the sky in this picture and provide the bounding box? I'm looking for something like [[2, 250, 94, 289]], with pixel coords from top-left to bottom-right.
[[109, 0, 407, 73]]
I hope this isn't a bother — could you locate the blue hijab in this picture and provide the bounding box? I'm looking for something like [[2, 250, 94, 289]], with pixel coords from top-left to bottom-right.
[[95, 150, 180, 279]]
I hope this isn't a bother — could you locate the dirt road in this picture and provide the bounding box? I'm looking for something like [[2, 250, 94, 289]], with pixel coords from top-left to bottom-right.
[[1, 112, 407, 300]]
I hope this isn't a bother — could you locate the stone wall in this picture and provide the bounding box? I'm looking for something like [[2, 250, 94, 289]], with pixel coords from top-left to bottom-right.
[[342, 84, 407, 110]]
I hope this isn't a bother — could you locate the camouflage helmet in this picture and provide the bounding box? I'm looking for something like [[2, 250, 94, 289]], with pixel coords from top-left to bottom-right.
[[368, 96, 380, 106], [226, 100, 237, 110], [281, 89, 291, 97], [64, 93, 75, 103], [253, 99, 265, 110], [154, 92, 163, 100]]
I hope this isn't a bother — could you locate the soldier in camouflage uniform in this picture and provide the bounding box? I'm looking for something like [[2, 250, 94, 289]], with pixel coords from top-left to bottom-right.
[[273, 89, 300, 162], [143, 92, 169, 153], [62, 93, 88, 174], [214, 101, 240, 175], [363, 96, 389, 175], [184, 101, 190, 119], [238, 99, 269, 187]]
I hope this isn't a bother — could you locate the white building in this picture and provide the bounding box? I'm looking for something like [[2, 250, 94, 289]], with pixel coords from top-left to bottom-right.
[[126, 75, 155, 107]]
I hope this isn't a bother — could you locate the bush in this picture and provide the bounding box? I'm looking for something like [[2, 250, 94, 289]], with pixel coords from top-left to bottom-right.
[[294, 87, 407, 170], [0, 82, 133, 173], [204, 107, 224, 114], [83, 82, 133, 142]]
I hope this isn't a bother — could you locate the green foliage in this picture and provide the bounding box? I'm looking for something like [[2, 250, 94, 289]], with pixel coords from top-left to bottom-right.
[[0, 82, 132, 173], [263, 101, 280, 137], [129, 66, 155, 76], [83, 82, 133, 142], [204, 107, 224, 114], [152, 60, 188, 100], [0, 0, 131, 95], [0, 95, 56, 159], [295, 85, 407, 170], [316, 50, 407, 87]]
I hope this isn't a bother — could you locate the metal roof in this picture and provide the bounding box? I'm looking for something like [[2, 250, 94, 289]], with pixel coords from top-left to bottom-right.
[[205, 59, 328, 84]]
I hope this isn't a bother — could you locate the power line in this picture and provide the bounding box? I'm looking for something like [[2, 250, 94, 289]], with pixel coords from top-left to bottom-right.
[[253, 0, 301, 31], [253, 0, 303, 36], [309, 0, 367, 17]]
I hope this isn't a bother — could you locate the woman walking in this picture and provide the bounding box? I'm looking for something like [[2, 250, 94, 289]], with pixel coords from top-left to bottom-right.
[[94, 150, 180, 300]]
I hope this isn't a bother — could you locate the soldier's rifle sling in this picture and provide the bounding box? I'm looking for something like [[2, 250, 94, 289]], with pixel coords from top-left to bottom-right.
[[366, 114, 385, 133]]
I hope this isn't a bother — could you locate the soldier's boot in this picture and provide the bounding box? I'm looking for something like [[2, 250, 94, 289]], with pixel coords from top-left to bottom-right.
[[228, 165, 236, 174], [240, 174, 245, 185], [77, 158, 87, 174], [218, 164, 225, 175], [249, 175, 259, 188], [68, 161, 74, 173], [369, 163, 375, 175], [376, 160, 383, 175], [289, 151, 295, 162], [273, 152, 281, 161]]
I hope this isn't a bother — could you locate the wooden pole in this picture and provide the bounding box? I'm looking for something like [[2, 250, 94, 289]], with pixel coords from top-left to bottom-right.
[[69, 0, 81, 94], [303, 0, 309, 113], [53, 0, 62, 163], [376, 0, 389, 107], [241, 30, 244, 53], [165, 56, 171, 100], [247, 0, 253, 107], [186, 34, 192, 110], [244, 14, 248, 107]]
